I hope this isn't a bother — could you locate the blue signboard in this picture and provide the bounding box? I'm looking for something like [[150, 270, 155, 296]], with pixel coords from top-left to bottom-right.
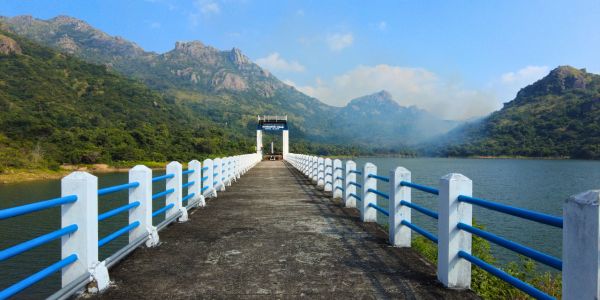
[[259, 123, 288, 131]]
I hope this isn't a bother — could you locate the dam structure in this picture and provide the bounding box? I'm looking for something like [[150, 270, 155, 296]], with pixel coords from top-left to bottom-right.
[[0, 116, 599, 299]]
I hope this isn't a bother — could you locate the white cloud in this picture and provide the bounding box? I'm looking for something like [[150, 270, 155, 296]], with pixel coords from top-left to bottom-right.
[[378, 21, 387, 31], [288, 64, 498, 120], [501, 65, 549, 84], [200, 1, 220, 14], [327, 33, 354, 51], [491, 65, 549, 103], [296, 9, 305, 16], [256, 53, 306, 73], [149, 22, 161, 29], [189, 0, 220, 26]]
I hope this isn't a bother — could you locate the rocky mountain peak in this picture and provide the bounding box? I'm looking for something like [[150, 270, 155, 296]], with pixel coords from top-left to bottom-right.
[[349, 90, 397, 106], [229, 47, 250, 66], [513, 65, 591, 103], [0, 34, 22, 55]]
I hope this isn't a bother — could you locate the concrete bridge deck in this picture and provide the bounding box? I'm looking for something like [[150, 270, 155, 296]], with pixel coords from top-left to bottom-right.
[[96, 161, 478, 299]]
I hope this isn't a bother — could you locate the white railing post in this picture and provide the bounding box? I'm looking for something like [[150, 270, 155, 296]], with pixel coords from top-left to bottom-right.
[[312, 156, 318, 183], [236, 156, 241, 179], [563, 190, 600, 299], [317, 157, 325, 188], [61, 172, 109, 292], [166, 161, 187, 222], [324, 158, 333, 192], [129, 165, 159, 247], [188, 159, 204, 207], [361, 163, 377, 222], [344, 160, 357, 208], [389, 167, 411, 247], [202, 158, 215, 198], [438, 173, 472, 289], [333, 159, 343, 199], [225, 157, 232, 186]]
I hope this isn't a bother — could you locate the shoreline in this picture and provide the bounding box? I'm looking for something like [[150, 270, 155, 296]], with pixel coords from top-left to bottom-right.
[[0, 163, 168, 184]]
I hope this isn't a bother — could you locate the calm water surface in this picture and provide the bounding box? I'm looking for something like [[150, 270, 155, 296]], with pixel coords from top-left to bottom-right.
[[2, 158, 600, 297]]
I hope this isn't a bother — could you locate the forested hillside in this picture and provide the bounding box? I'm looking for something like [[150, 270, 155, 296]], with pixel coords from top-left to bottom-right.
[[0, 29, 257, 171], [431, 66, 600, 159]]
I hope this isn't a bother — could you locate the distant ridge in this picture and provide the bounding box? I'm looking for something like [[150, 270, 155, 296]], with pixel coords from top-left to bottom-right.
[[431, 66, 600, 159], [0, 14, 456, 150]]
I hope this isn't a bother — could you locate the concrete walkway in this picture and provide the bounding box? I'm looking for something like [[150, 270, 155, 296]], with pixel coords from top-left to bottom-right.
[[97, 161, 478, 299]]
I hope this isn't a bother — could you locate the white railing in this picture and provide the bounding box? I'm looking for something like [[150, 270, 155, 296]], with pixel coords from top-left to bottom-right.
[[285, 153, 599, 300], [0, 153, 262, 299]]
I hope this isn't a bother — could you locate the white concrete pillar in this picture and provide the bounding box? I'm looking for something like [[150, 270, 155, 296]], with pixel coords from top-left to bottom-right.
[[213, 158, 223, 192], [333, 159, 343, 199], [61, 172, 109, 292], [389, 167, 411, 247], [317, 157, 325, 188], [129, 165, 159, 247], [311, 157, 318, 182], [188, 160, 204, 207], [202, 158, 215, 198], [282, 130, 289, 157], [324, 158, 333, 192], [563, 190, 600, 299], [344, 161, 357, 208], [304, 155, 310, 176], [256, 130, 263, 155], [236, 156, 241, 179], [438, 173, 472, 289], [361, 163, 377, 222], [165, 161, 187, 222]]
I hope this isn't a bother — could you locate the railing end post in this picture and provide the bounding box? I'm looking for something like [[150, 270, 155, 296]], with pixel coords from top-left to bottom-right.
[[563, 189, 600, 299], [390, 167, 411, 247], [438, 173, 472, 289]]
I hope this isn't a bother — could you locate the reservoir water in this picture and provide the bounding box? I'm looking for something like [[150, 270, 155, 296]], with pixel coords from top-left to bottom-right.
[[2, 157, 600, 298]]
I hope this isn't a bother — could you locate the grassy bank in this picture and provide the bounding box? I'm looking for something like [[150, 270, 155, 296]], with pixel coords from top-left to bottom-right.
[[0, 161, 172, 184]]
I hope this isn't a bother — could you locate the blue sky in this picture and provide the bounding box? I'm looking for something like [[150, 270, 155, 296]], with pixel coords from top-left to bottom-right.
[[1, 0, 599, 119]]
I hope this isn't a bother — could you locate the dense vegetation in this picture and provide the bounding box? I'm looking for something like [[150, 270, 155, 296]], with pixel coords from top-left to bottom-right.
[[429, 66, 600, 159], [0, 28, 366, 172], [0, 30, 258, 171], [412, 221, 561, 299]]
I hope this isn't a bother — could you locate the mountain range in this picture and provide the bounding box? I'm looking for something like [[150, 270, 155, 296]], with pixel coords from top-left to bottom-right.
[[1, 14, 599, 164], [428, 66, 600, 159], [0, 15, 457, 147]]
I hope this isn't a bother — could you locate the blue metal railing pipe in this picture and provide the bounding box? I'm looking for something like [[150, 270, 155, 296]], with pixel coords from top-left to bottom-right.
[[0, 254, 78, 299], [400, 200, 438, 219], [457, 223, 562, 270], [349, 170, 362, 175], [152, 173, 174, 182], [368, 203, 389, 216], [0, 224, 78, 261], [152, 203, 175, 217], [401, 220, 438, 243], [98, 221, 141, 247], [368, 174, 390, 182], [457, 195, 563, 228], [0, 195, 77, 220], [367, 188, 389, 199], [201, 166, 209, 171], [201, 176, 209, 181], [348, 182, 362, 188], [400, 181, 439, 195], [182, 181, 195, 188], [458, 251, 554, 300], [349, 193, 362, 201], [182, 169, 194, 175], [98, 182, 139, 196], [182, 193, 195, 202], [152, 188, 175, 200], [98, 202, 140, 222]]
